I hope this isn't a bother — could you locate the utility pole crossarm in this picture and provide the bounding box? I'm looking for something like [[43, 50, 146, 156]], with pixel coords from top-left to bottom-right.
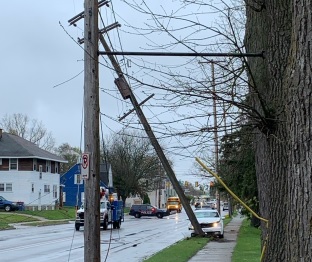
[[118, 93, 154, 121], [79, 22, 120, 44], [68, 0, 110, 26]]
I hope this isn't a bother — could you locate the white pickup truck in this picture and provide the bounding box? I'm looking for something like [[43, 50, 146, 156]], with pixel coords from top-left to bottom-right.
[[75, 199, 124, 231]]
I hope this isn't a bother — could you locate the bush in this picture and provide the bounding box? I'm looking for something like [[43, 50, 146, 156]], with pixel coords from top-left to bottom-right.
[[143, 194, 150, 204]]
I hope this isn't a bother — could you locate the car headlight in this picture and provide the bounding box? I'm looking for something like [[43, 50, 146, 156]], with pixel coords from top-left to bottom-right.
[[213, 222, 221, 227], [189, 225, 194, 230]]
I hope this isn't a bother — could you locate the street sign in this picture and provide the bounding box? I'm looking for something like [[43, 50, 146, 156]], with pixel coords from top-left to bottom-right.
[[81, 153, 90, 180]]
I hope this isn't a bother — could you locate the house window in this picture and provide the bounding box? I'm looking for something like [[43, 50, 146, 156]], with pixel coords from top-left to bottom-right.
[[33, 159, 37, 171], [44, 185, 50, 193], [31, 183, 34, 193], [74, 174, 83, 185], [55, 164, 58, 174], [53, 185, 57, 198], [6, 183, 12, 192], [39, 165, 42, 179], [0, 183, 12, 192], [10, 158, 17, 170], [46, 161, 51, 173], [0, 158, 2, 165]]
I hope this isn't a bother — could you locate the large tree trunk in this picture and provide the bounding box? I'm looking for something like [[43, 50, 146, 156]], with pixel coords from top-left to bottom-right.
[[245, 0, 312, 260], [286, 1, 312, 260]]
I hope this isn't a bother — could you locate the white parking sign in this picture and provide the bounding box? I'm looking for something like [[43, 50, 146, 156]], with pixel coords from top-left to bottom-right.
[[81, 153, 90, 179]]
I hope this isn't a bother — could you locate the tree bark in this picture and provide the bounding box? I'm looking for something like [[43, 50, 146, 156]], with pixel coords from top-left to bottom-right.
[[245, 0, 298, 261], [286, 1, 312, 260], [245, 0, 312, 260]]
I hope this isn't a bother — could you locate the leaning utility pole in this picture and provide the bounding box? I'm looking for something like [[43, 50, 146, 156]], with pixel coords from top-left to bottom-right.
[[99, 34, 205, 236], [83, 1, 100, 261]]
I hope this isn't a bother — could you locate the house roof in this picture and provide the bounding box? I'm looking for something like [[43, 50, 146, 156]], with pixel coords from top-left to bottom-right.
[[0, 132, 67, 163]]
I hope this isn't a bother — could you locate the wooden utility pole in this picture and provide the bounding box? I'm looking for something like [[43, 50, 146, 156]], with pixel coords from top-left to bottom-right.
[[83, 1, 100, 261], [211, 62, 221, 215], [99, 34, 205, 236], [223, 101, 232, 217]]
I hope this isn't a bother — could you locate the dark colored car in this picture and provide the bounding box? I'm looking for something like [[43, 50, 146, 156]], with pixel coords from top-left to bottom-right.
[[129, 204, 169, 219], [0, 196, 19, 212]]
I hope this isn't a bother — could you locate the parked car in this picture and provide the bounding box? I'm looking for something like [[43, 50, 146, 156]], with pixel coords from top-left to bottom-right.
[[0, 196, 19, 212], [223, 202, 229, 211], [188, 209, 224, 238], [129, 204, 169, 219]]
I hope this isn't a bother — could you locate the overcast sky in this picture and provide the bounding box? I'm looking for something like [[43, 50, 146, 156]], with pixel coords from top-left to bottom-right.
[[0, 1, 223, 186], [1, 1, 85, 143]]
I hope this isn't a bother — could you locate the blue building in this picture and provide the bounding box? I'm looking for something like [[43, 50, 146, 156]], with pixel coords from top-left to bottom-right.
[[60, 162, 112, 207]]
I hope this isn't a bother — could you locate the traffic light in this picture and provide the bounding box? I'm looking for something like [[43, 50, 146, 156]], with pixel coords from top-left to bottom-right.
[[195, 181, 199, 187]]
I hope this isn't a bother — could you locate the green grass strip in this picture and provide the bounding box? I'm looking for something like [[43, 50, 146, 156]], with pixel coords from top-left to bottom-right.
[[232, 218, 261, 262], [20, 207, 76, 220], [0, 213, 39, 230]]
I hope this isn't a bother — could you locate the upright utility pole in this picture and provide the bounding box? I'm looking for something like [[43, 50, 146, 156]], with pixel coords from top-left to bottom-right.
[[158, 161, 162, 208], [84, 1, 100, 261], [211, 62, 221, 215]]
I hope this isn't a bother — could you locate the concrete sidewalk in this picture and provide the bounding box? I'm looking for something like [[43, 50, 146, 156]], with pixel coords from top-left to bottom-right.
[[188, 215, 244, 262]]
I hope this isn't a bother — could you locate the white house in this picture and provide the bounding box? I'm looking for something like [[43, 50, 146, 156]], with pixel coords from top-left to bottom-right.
[[0, 129, 67, 210]]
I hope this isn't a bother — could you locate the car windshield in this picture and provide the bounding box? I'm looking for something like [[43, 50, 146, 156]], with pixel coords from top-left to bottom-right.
[[168, 201, 179, 205], [195, 211, 219, 218]]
